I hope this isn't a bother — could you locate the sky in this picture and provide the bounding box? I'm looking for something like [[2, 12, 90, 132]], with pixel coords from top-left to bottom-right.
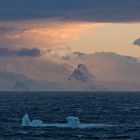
[[0, 0, 140, 90], [0, 0, 140, 58]]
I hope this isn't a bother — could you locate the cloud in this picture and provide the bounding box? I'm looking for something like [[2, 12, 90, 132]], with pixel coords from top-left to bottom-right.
[[62, 56, 71, 61], [62, 52, 140, 83], [0, 0, 140, 22], [67, 51, 138, 62], [0, 48, 41, 57], [17, 48, 41, 57], [0, 27, 25, 34], [124, 55, 138, 62], [62, 51, 87, 61], [133, 38, 140, 46], [0, 48, 16, 57], [73, 51, 87, 57], [0, 21, 102, 50]]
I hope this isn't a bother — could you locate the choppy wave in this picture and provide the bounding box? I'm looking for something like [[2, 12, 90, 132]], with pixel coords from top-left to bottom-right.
[[1, 92, 140, 139]]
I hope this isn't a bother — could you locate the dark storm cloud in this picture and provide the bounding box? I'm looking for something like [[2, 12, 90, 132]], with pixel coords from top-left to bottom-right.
[[133, 38, 140, 46], [0, 48, 41, 57], [0, 0, 140, 22], [17, 48, 41, 57]]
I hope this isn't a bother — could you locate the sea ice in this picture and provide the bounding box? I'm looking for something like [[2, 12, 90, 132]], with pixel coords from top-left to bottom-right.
[[31, 119, 44, 127], [66, 116, 80, 128], [22, 114, 31, 126], [22, 113, 45, 127], [21, 114, 114, 128]]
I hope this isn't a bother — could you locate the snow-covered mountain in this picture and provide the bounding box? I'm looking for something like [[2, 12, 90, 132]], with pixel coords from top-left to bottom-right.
[[0, 52, 140, 91], [64, 52, 140, 91], [0, 58, 98, 91], [0, 70, 43, 91]]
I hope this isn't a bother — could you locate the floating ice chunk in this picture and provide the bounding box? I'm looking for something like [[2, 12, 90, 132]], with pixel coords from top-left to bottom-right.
[[22, 113, 31, 126], [21, 114, 114, 129], [21, 113, 45, 127], [52, 116, 81, 128], [66, 116, 80, 128], [31, 119, 44, 127], [78, 123, 114, 129]]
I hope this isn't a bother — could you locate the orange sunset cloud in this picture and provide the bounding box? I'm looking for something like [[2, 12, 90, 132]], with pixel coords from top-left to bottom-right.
[[0, 20, 104, 51]]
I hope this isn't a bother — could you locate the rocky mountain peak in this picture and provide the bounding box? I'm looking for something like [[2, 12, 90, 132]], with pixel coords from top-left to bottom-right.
[[69, 64, 95, 83]]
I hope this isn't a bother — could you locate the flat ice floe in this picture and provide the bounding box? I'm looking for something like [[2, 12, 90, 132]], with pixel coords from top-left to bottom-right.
[[21, 114, 114, 129]]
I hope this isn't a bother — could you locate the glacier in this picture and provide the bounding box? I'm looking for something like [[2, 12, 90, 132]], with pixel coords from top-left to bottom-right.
[[21, 114, 114, 129]]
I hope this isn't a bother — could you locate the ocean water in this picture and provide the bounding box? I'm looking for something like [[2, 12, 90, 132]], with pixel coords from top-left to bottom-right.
[[0, 92, 140, 140]]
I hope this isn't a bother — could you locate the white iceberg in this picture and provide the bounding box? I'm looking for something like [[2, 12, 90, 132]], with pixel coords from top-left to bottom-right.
[[21, 114, 114, 129]]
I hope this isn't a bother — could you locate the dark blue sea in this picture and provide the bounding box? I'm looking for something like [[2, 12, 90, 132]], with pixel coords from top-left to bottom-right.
[[0, 92, 140, 140]]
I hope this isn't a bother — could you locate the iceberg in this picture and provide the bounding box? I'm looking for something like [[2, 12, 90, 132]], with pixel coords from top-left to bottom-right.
[[21, 114, 114, 129], [22, 114, 31, 126], [66, 116, 80, 128], [22, 113, 45, 127]]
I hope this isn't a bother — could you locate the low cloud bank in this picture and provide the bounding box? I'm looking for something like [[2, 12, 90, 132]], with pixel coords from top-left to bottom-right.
[[0, 48, 41, 57]]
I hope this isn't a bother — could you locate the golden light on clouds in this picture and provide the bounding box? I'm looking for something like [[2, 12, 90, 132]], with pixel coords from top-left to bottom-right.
[[0, 20, 104, 56], [0, 20, 140, 57], [11, 21, 103, 48]]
